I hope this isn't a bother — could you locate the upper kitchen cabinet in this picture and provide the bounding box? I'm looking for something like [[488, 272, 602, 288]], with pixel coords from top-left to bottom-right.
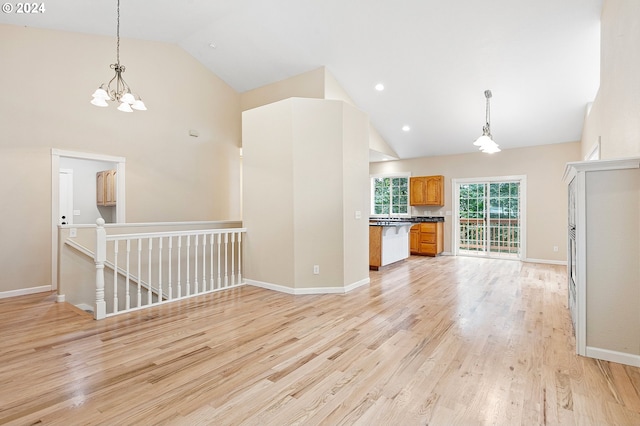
[[97, 169, 116, 207], [410, 175, 444, 206]]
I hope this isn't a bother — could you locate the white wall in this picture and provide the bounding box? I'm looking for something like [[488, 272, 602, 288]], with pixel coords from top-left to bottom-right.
[[581, 0, 640, 158]]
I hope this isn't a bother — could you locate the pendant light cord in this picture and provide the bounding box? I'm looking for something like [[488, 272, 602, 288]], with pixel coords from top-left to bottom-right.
[[484, 90, 492, 129]]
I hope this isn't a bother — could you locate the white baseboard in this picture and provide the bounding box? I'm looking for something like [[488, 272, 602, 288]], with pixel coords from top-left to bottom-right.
[[524, 258, 567, 266], [586, 346, 640, 367], [75, 303, 94, 313], [0, 285, 52, 299], [246, 277, 370, 295]]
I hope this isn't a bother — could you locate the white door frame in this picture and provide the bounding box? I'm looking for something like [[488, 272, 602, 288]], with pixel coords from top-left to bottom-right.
[[452, 175, 527, 260], [51, 149, 126, 292]]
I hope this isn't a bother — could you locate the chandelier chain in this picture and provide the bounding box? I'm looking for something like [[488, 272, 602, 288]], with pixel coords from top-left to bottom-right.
[[116, 0, 120, 65]]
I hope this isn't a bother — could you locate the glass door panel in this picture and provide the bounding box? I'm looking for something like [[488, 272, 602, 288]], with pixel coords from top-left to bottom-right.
[[458, 180, 521, 259]]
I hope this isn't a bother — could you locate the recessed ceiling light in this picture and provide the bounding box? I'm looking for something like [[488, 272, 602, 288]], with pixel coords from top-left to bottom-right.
[[375, 83, 384, 91], [402, 125, 411, 132]]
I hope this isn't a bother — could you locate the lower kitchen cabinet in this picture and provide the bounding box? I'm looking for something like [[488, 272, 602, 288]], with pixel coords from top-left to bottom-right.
[[410, 222, 443, 256]]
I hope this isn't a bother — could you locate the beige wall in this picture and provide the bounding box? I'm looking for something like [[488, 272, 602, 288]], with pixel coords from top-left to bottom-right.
[[243, 98, 369, 292], [240, 67, 325, 112], [241, 66, 398, 159], [582, 0, 640, 158], [0, 24, 241, 295], [370, 142, 581, 262]]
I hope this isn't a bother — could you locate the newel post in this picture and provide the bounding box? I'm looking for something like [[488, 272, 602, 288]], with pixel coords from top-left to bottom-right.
[[94, 218, 107, 320]]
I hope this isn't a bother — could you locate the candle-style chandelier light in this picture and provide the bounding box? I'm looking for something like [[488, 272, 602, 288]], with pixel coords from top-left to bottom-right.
[[90, 0, 147, 112]]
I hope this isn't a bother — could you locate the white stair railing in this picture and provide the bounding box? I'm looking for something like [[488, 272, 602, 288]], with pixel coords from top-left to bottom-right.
[[94, 218, 246, 320]]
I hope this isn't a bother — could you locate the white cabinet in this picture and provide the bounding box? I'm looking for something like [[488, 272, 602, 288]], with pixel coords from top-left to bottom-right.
[[564, 157, 640, 366]]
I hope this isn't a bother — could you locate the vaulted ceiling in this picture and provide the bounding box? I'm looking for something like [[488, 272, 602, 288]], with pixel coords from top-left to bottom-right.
[[1, 0, 602, 159]]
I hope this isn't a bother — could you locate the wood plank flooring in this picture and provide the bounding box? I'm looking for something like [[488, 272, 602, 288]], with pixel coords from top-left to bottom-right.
[[2, 255, 640, 425]]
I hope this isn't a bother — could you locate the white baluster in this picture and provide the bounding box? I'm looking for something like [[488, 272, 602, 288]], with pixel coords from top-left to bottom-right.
[[125, 239, 131, 311], [186, 235, 191, 296], [209, 234, 214, 291], [224, 232, 229, 288], [237, 232, 243, 285], [194, 235, 199, 294], [230, 232, 236, 286], [202, 233, 207, 293], [94, 218, 107, 319], [177, 236, 182, 298], [148, 238, 153, 305], [113, 240, 119, 313], [158, 237, 163, 302], [217, 233, 222, 289], [168, 236, 173, 300], [137, 238, 142, 308]]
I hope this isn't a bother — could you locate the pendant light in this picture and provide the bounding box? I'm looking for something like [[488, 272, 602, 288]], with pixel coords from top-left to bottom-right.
[[90, 0, 147, 112], [473, 90, 499, 153]]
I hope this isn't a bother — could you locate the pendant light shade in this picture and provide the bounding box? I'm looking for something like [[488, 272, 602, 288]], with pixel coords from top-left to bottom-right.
[[117, 102, 133, 112], [91, 97, 109, 107]]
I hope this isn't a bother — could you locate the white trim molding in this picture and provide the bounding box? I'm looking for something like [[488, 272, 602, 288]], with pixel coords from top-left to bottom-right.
[[0, 285, 52, 299], [246, 277, 370, 295], [586, 347, 640, 368], [523, 258, 567, 266]]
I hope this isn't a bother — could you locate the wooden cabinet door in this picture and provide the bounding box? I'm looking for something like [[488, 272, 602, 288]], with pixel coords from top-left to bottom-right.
[[369, 226, 383, 269], [96, 172, 105, 205], [105, 170, 116, 206], [410, 177, 427, 205], [425, 176, 444, 206], [410, 225, 420, 254]]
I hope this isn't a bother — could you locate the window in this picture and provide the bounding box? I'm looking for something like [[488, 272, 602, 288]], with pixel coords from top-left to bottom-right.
[[371, 174, 409, 216]]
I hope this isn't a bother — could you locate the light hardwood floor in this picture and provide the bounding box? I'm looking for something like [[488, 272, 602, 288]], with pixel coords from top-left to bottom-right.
[[2, 255, 640, 425]]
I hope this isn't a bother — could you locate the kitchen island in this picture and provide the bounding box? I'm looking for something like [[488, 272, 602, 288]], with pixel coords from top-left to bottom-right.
[[369, 220, 414, 270]]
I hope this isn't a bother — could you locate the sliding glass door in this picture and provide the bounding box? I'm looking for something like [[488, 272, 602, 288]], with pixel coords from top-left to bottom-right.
[[454, 177, 525, 259]]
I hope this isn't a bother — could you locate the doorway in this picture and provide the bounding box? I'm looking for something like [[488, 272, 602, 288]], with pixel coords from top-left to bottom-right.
[[50, 149, 126, 291], [453, 176, 526, 260]]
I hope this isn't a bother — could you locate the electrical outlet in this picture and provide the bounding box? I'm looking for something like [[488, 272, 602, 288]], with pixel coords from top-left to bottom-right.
[[70, 228, 77, 238], [553, 246, 559, 252], [313, 265, 320, 275]]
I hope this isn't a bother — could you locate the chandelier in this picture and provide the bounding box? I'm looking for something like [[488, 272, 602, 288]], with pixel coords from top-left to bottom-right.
[[473, 90, 499, 153], [90, 0, 146, 112]]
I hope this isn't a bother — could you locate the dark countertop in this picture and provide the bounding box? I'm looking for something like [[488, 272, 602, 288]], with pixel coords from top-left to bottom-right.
[[369, 216, 445, 226], [369, 221, 415, 227], [412, 216, 445, 222]]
